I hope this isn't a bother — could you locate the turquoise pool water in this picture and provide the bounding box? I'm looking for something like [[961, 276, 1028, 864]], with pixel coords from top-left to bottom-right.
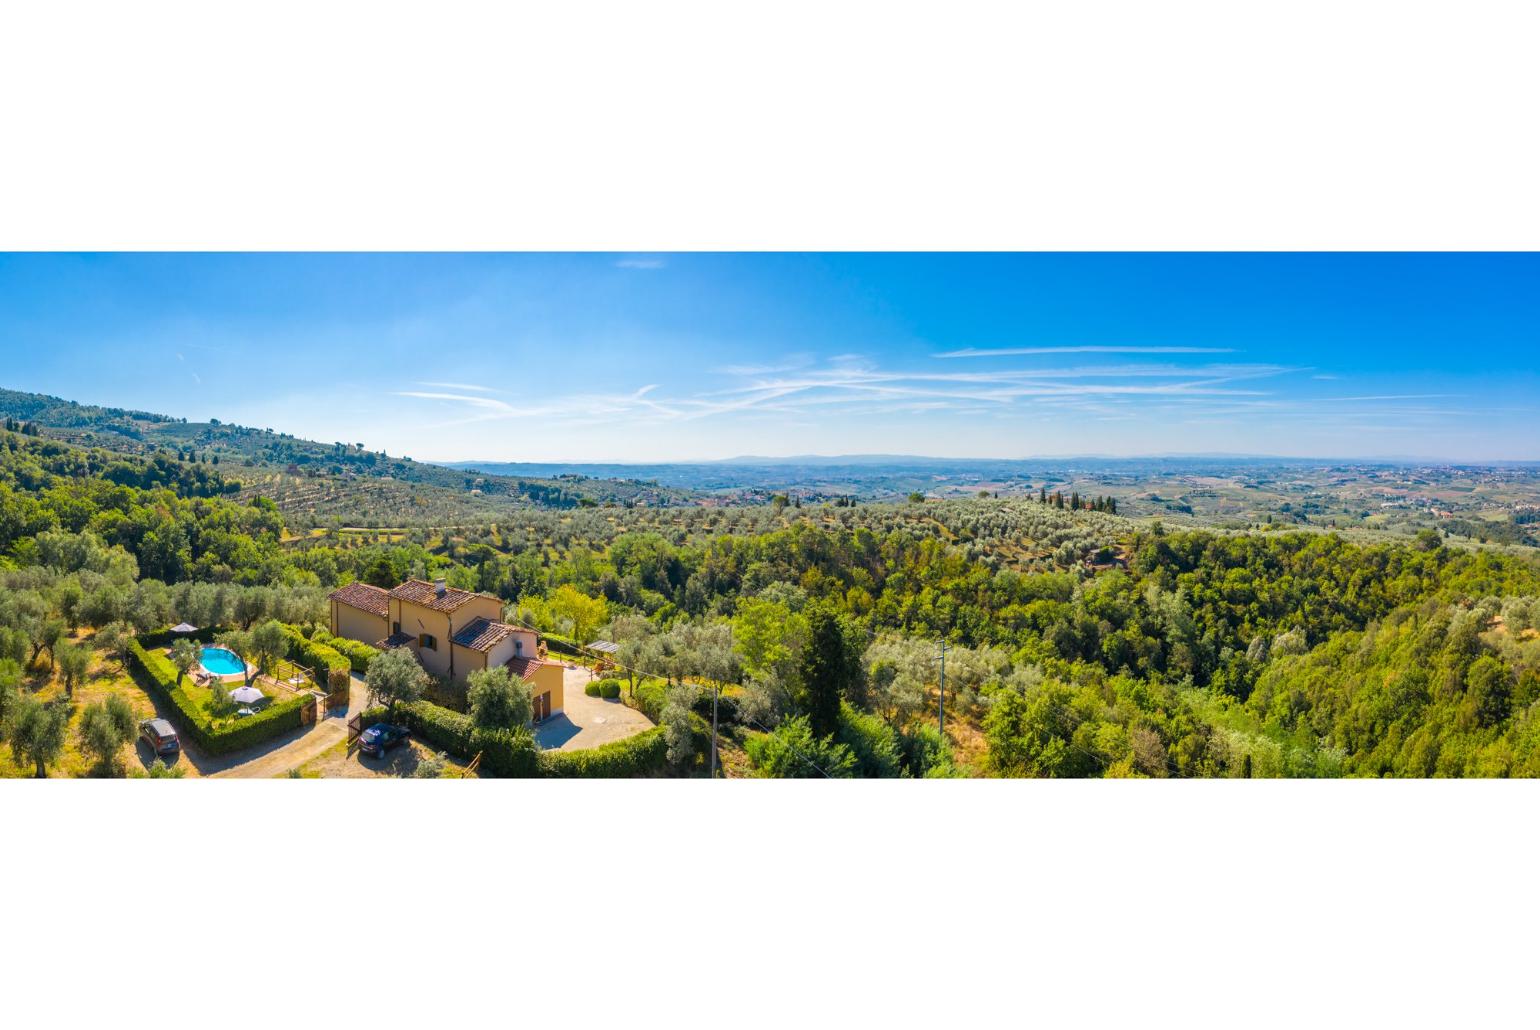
[[200, 646, 246, 677]]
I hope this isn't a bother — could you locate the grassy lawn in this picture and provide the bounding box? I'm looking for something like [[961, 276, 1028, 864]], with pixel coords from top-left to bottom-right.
[[1, 632, 318, 778], [176, 665, 309, 734], [0, 630, 163, 778]]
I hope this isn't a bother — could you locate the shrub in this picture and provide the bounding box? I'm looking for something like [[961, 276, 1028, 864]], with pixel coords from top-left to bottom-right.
[[280, 624, 350, 686], [584, 682, 601, 697], [632, 680, 667, 723], [138, 626, 217, 650], [385, 697, 662, 778], [473, 725, 539, 777], [386, 699, 538, 777], [127, 637, 310, 755], [836, 702, 904, 777], [689, 687, 740, 724], [745, 716, 858, 778], [599, 681, 621, 700], [313, 630, 379, 674], [391, 698, 474, 754], [468, 666, 532, 731], [539, 727, 668, 778]]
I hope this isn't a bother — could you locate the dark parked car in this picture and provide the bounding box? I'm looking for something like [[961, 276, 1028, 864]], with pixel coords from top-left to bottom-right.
[[140, 718, 180, 755], [359, 723, 409, 756]]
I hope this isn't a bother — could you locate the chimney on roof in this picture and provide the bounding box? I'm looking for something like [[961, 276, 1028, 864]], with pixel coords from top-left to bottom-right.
[[434, 578, 447, 596]]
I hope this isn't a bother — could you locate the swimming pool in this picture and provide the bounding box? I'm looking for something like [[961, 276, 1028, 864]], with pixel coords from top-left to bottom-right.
[[200, 646, 246, 677]]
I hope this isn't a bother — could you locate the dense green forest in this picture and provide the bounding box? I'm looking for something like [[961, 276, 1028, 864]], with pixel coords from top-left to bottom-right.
[[0, 386, 697, 524], [3, 420, 1539, 777]]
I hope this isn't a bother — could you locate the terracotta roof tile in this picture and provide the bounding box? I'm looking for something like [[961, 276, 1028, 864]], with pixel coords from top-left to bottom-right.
[[388, 579, 489, 613], [506, 655, 548, 681], [452, 617, 517, 653], [329, 582, 390, 617]]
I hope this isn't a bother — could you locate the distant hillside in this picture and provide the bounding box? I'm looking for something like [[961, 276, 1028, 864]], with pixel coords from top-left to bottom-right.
[[0, 386, 699, 524]]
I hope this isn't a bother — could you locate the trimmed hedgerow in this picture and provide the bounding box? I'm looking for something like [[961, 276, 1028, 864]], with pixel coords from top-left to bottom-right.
[[538, 727, 668, 778], [280, 625, 350, 690], [384, 699, 539, 777], [126, 637, 310, 755], [138, 626, 218, 650], [632, 680, 667, 723], [312, 630, 379, 674], [376, 696, 662, 778]]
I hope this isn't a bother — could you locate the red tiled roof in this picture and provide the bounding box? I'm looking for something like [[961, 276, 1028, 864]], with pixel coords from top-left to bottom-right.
[[329, 582, 389, 617], [452, 617, 516, 653], [506, 655, 548, 681], [376, 631, 418, 650], [388, 579, 489, 613]]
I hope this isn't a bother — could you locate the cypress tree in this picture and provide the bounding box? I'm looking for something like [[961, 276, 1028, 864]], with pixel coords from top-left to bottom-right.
[[799, 604, 862, 739]]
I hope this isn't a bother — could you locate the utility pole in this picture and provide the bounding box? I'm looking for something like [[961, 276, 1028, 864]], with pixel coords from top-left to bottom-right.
[[937, 640, 946, 742], [710, 684, 720, 779]]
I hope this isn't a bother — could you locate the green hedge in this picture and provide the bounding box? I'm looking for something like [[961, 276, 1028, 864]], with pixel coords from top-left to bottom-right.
[[312, 630, 379, 674], [376, 697, 663, 778], [538, 727, 668, 778], [541, 633, 585, 658], [584, 682, 601, 697], [632, 680, 667, 723], [280, 625, 351, 693], [139, 626, 218, 650], [599, 681, 621, 699], [127, 638, 310, 756], [386, 699, 539, 777]]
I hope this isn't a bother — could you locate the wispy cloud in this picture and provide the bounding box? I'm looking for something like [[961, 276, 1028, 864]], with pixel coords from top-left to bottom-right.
[[935, 345, 1236, 358], [396, 391, 517, 414], [417, 381, 502, 394], [616, 257, 666, 270], [393, 352, 1480, 448], [1323, 393, 1462, 402]]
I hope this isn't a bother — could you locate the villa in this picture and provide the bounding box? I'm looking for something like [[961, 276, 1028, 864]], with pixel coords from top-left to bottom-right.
[[328, 578, 565, 720]]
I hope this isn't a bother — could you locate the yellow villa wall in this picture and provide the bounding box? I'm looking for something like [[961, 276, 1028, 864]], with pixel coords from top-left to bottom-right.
[[389, 599, 454, 678], [331, 601, 388, 646], [390, 592, 512, 681], [531, 661, 565, 716]]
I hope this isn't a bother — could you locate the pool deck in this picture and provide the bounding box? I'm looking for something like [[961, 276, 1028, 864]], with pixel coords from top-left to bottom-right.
[[176, 646, 253, 684]]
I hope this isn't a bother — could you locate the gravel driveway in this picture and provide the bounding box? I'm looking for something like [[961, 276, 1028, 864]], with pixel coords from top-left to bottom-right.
[[532, 664, 655, 751]]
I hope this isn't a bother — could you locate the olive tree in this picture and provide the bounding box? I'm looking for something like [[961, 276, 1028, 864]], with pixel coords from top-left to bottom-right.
[[79, 694, 137, 774], [249, 619, 290, 678], [95, 621, 131, 670], [56, 641, 91, 697], [6, 696, 69, 778], [214, 629, 252, 687], [170, 638, 201, 686], [468, 665, 532, 731], [366, 647, 428, 715]]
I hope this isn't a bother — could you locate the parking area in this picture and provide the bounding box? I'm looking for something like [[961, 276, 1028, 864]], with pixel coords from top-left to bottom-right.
[[298, 737, 470, 778], [532, 663, 655, 751]]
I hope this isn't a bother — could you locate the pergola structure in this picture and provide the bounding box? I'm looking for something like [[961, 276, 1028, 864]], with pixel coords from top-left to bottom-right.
[[588, 639, 620, 675]]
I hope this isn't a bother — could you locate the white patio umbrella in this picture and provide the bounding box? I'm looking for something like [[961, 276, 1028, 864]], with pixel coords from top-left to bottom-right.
[[230, 685, 264, 705], [170, 622, 198, 634]]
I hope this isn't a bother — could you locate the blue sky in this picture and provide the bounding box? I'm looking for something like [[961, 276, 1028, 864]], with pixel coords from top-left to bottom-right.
[[0, 253, 1535, 462]]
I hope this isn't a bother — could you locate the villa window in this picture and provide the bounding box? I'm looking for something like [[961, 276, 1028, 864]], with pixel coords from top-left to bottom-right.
[[419, 633, 437, 651]]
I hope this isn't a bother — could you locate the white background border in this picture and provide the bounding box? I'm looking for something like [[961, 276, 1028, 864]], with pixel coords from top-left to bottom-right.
[[3, 2, 1539, 1026]]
